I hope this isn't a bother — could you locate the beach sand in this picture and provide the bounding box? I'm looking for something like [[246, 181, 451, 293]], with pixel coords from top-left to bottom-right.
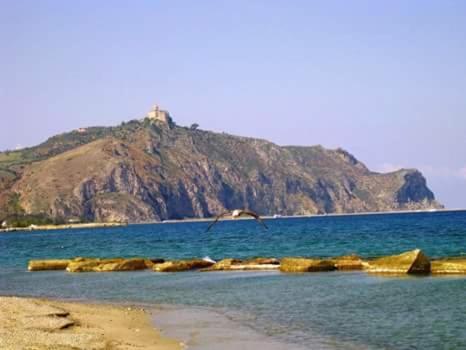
[[0, 296, 181, 350]]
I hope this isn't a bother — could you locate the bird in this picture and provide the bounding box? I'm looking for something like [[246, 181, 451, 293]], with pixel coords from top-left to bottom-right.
[[205, 209, 268, 232]]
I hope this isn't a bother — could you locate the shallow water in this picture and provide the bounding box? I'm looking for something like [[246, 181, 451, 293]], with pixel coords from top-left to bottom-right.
[[1, 211, 465, 349], [152, 305, 315, 350]]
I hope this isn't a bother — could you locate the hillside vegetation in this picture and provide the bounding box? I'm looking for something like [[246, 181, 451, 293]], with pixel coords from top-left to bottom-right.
[[0, 115, 442, 224]]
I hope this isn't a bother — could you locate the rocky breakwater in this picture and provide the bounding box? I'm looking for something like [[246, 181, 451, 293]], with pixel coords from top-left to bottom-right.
[[27, 251, 466, 275], [278, 255, 365, 273], [27, 257, 162, 272], [330, 255, 365, 270], [431, 257, 466, 274], [152, 259, 214, 272], [28, 259, 72, 271], [202, 257, 280, 271], [279, 258, 336, 273], [27, 257, 216, 273], [66, 257, 150, 272], [366, 249, 431, 274]]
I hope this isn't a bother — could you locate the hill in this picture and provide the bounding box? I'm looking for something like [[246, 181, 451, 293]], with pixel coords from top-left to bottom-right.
[[0, 105, 442, 224]]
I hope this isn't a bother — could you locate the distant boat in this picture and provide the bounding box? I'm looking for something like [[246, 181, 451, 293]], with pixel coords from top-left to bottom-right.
[[273, 214, 282, 219]]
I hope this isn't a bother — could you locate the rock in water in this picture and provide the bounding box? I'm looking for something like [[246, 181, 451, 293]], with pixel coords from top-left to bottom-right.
[[279, 258, 336, 273], [66, 258, 147, 272], [142, 258, 165, 269], [331, 255, 365, 270], [67, 258, 119, 272], [28, 259, 71, 271], [367, 249, 431, 274], [244, 257, 280, 265], [152, 259, 214, 272], [92, 258, 147, 272], [431, 258, 466, 274], [203, 257, 280, 271], [201, 258, 239, 271]]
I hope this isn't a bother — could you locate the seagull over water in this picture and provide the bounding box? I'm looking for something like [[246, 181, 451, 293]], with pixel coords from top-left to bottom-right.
[[205, 209, 268, 232]]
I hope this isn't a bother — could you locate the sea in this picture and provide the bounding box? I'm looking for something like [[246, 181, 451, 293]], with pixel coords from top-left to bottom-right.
[[1, 211, 465, 349]]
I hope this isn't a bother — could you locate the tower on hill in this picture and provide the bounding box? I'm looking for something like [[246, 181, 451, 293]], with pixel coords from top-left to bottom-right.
[[146, 104, 172, 124]]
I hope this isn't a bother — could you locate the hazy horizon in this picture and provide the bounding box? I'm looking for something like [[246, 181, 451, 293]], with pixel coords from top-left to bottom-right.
[[1, 0, 465, 208]]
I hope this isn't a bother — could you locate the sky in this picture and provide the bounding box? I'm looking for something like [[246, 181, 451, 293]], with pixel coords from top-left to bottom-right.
[[1, 0, 465, 208]]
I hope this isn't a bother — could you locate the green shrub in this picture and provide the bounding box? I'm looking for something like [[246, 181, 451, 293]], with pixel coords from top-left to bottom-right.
[[4, 214, 54, 228]]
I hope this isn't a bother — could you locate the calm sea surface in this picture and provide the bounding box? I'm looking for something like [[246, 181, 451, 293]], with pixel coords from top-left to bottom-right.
[[1, 211, 465, 349]]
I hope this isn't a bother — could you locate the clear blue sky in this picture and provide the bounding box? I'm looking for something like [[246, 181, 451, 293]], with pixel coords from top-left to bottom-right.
[[1, 0, 465, 208]]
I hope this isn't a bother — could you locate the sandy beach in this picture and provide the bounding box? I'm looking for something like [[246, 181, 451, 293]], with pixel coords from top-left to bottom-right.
[[0, 296, 181, 350]]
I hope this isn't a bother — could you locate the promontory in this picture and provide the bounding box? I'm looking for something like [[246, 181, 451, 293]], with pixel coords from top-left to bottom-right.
[[0, 104, 442, 224]]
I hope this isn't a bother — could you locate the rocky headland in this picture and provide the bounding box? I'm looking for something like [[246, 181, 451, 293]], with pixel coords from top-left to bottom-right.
[[0, 104, 442, 224]]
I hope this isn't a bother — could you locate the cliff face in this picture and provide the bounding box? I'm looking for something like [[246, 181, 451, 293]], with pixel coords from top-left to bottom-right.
[[0, 117, 442, 223]]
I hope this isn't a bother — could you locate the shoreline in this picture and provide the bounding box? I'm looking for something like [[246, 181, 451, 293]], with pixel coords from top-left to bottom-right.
[[151, 304, 314, 350], [2, 209, 465, 232], [2, 272, 465, 350], [0, 222, 126, 233], [0, 296, 182, 350], [138, 207, 466, 225], [0, 295, 321, 350]]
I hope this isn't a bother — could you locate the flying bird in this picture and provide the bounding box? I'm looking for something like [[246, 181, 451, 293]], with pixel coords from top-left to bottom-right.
[[205, 209, 268, 232]]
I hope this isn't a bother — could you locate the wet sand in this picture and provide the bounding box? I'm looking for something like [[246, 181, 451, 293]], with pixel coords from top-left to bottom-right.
[[153, 305, 314, 350]]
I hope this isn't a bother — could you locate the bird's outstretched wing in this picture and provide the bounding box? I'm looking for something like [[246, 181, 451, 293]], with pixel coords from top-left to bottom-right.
[[241, 210, 268, 230], [205, 212, 231, 232]]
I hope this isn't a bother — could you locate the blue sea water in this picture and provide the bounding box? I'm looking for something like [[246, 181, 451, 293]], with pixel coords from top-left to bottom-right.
[[1, 211, 465, 349]]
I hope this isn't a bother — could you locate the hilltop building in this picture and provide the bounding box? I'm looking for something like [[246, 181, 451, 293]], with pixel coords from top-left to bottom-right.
[[146, 104, 172, 124]]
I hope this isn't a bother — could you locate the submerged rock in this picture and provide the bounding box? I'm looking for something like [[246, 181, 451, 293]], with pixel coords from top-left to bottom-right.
[[367, 249, 431, 274], [431, 258, 466, 274], [279, 258, 336, 273], [28, 259, 71, 271], [152, 259, 214, 272]]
